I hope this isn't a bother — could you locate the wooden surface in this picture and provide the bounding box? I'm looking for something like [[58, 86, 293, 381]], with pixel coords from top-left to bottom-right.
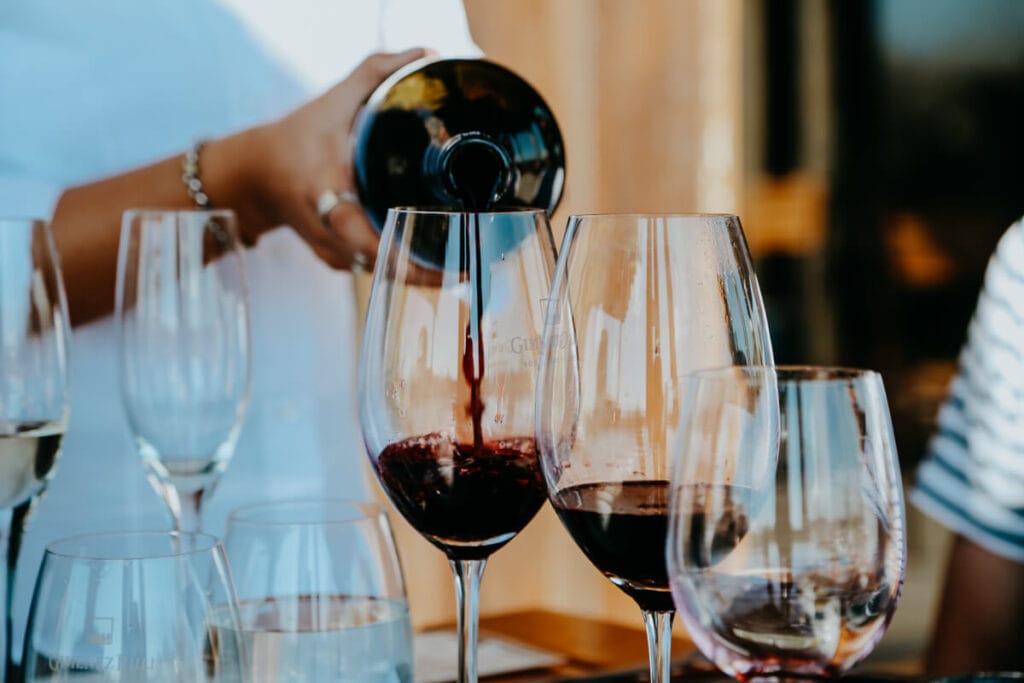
[[423, 608, 695, 682], [428, 608, 923, 682], [479, 609, 691, 673]]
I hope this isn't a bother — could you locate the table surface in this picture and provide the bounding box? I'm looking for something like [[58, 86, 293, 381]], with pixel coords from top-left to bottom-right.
[[477, 608, 690, 681], [436, 608, 922, 683]]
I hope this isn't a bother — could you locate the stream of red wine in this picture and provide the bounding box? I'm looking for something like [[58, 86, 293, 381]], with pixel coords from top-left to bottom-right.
[[461, 212, 486, 449], [454, 144, 506, 448]]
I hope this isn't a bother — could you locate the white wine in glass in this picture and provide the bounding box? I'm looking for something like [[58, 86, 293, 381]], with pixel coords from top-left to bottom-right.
[[0, 217, 70, 682]]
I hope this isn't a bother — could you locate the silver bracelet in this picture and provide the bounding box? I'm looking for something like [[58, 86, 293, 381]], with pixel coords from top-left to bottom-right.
[[182, 140, 211, 208]]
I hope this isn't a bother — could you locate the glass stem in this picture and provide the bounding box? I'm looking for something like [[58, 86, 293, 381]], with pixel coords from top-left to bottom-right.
[[642, 609, 675, 683], [450, 559, 486, 683], [171, 487, 205, 534], [3, 499, 35, 683]]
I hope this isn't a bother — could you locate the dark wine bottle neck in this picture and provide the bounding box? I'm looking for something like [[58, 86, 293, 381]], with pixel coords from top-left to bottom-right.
[[427, 132, 512, 211]]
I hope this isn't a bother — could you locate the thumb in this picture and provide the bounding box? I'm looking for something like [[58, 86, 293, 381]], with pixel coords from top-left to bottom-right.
[[347, 48, 429, 93]]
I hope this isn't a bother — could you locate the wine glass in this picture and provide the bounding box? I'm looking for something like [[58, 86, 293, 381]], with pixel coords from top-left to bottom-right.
[[0, 217, 70, 681], [22, 530, 246, 682], [359, 208, 556, 683], [116, 209, 251, 533], [223, 500, 411, 682], [667, 366, 906, 680], [535, 213, 773, 683]]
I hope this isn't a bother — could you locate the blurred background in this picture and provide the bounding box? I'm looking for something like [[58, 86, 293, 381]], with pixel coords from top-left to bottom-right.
[[381, 0, 1024, 665]]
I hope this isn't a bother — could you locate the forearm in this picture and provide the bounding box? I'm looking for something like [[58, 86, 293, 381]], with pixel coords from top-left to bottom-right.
[[926, 535, 1024, 675], [52, 129, 268, 326], [50, 50, 422, 326]]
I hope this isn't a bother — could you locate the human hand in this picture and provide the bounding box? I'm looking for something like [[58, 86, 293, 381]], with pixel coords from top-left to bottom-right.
[[237, 48, 428, 269]]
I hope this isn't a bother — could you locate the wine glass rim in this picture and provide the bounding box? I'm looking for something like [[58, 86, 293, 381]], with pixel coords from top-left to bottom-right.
[[227, 498, 388, 528], [45, 530, 221, 560], [568, 212, 739, 220], [687, 364, 881, 383], [387, 206, 546, 218]]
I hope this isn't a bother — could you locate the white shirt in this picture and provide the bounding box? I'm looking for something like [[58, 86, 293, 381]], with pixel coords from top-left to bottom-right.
[[0, 0, 477, 654]]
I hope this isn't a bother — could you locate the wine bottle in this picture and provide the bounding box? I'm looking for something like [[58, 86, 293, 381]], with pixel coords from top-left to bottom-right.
[[351, 58, 565, 268]]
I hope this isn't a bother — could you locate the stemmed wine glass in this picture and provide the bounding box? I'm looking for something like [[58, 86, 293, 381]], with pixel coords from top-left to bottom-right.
[[0, 218, 70, 682], [22, 531, 246, 682], [359, 208, 556, 683], [667, 366, 906, 680], [535, 214, 773, 683], [116, 209, 251, 532]]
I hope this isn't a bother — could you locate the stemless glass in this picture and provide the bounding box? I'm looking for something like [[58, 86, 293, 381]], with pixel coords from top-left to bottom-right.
[[359, 208, 556, 683], [223, 500, 411, 683], [536, 214, 773, 683], [116, 209, 251, 532], [0, 218, 70, 681], [22, 531, 246, 682], [667, 366, 906, 680]]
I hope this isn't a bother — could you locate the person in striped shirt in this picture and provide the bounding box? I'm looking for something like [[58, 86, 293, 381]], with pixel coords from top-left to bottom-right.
[[913, 216, 1024, 674]]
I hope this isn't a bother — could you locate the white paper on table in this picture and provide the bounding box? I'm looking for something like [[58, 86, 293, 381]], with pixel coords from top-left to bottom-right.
[[414, 629, 567, 683]]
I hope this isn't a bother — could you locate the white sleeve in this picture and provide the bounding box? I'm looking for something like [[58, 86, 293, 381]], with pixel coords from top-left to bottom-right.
[[377, 0, 483, 57], [0, 174, 64, 221]]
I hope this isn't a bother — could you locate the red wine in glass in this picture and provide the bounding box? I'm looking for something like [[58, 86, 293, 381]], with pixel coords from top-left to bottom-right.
[[552, 481, 675, 612], [360, 208, 555, 683], [376, 435, 544, 560], [552, 481, 752, 613], [371, 203, 547, 559], [535, 214, 774, 683]]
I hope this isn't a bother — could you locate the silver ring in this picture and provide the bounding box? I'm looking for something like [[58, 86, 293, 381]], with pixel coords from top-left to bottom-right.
[[316, 189, 359, 224], [351, 251, 370, 270]]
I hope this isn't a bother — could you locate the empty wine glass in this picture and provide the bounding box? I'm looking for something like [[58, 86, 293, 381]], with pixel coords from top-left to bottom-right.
[[116, 209, 251, 532], [1, 217, 70, 681], [223, 500, 412, 682], [535, 213, 773, 683], [22, 531, 246, 682], [667, 366, 906, 680], [359, 208, 556, 683]]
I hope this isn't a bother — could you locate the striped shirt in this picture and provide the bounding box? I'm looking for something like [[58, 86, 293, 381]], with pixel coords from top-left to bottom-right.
[[912, 216, 1024, 562]]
